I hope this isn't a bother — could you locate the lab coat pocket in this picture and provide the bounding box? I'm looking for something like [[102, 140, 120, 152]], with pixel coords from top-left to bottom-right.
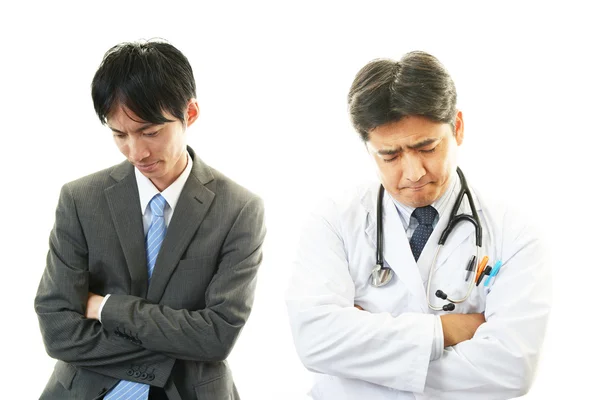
[[436, 246, 488, 314], [447, 268, 487, 314]]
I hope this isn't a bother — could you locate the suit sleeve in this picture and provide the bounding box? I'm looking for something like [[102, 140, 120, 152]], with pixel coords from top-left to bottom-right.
[[285, 199, 436, 393], [422, 213, 552, 399], [34, 184, 175, 387], [99, 195, 266, 362]]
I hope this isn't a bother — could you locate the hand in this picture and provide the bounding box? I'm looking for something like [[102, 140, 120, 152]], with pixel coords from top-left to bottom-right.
[[85, 292, 105, 320], [440, 313, 485, 347], [354, 305, 364, 310]]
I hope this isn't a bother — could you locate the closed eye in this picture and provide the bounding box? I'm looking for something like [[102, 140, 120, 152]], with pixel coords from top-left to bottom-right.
[[420, 147, 436, 153]]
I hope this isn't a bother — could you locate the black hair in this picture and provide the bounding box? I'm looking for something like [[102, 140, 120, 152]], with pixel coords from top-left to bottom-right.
[[347, 51, 457, 141], [91, 39, 196, 125]]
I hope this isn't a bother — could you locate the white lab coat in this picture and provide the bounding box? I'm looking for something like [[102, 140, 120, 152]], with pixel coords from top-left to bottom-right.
[[286, 175, 551, 400]]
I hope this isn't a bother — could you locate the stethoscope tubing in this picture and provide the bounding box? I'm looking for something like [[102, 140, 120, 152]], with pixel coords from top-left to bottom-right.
[[370, 167, 483, 310]]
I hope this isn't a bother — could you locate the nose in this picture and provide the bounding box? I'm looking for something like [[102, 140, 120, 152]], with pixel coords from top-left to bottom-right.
[[401, 153, 425, 182], [128, 137, 150, 163]]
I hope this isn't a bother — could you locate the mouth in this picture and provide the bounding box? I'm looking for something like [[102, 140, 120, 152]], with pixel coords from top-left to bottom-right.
[[404, 183, 430, 191], [135, 161, 159, 173]]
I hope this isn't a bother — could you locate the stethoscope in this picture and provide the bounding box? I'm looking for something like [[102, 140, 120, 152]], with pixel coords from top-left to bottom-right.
[[370, 167, 483, 312]]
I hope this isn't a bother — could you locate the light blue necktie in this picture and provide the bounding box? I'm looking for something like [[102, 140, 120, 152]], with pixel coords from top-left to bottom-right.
[[105, 194, 167, 400]]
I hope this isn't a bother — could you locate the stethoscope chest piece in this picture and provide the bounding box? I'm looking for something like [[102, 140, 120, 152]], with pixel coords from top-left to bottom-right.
[[370, 264, 393, 287]]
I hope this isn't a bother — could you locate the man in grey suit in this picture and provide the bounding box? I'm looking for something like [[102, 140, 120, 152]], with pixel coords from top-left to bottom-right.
[[34, 40, 266, 400]]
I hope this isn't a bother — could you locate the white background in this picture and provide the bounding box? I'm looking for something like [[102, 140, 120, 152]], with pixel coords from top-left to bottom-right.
[[1, 1, 598, 398]]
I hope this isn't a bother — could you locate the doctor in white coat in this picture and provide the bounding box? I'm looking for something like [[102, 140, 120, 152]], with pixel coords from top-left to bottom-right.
[[286, 51, 551, 400]]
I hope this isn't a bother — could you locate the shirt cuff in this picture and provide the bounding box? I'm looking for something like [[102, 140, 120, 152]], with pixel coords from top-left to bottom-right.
[[98, 294, 111, 323], [430, 315, 444, 361]]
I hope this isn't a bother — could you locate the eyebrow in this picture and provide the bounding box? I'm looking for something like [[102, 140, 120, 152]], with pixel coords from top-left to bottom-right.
[[376, 138, 440, 155], [108, 123, 157, 135]]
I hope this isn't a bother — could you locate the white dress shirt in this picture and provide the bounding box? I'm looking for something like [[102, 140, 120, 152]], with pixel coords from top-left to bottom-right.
[[98, 151, 193, 320], [135, 152, 193, 235], [390, 172, 459, 361]]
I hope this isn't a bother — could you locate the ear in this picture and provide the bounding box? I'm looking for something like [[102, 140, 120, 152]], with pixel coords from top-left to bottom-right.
[[454, 110, 464, 146], [185, 99, 200, 127]]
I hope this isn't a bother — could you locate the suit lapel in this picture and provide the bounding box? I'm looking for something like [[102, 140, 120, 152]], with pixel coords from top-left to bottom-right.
[[147, 150, 215, 303], [105, 161, 148, 297]]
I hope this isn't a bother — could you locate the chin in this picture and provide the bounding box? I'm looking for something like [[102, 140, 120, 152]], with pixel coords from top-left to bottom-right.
[[410, 199, 432, 208]]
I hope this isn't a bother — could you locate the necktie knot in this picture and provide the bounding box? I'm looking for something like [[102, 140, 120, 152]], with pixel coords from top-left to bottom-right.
[[149, 194, 167, 217], [412, 206, 437, 226]]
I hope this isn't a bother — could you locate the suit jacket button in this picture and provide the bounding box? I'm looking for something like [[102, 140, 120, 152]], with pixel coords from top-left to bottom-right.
[[141, 373, 148, 380], [127, 369, 134, 376], [147, 373, 155, 381], [134, 371, 141, 378]]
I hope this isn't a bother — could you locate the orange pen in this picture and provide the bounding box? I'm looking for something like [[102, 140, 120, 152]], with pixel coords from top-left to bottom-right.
[[474, 255, 489, 282]]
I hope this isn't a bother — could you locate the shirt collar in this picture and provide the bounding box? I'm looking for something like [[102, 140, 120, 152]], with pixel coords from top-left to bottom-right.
[[135, 151, 193, 215], [391, 171, 459, 229]]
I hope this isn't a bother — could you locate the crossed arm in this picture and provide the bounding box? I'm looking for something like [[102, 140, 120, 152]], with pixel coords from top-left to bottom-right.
[[286, 205, 551, 398], [355, 304, 485, 348], [35, 184, 266, 385]]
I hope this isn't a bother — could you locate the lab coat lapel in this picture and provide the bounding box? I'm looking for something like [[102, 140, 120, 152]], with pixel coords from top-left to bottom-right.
[[105, 162, 148, 298], [382, 195, 428, 307], [146, 151, 215, 303], [364, 189, 427, 310]]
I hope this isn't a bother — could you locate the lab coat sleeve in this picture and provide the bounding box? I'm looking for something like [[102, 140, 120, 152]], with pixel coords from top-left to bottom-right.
[[423, 211, 552, 399], [286, 199, 436, 393]]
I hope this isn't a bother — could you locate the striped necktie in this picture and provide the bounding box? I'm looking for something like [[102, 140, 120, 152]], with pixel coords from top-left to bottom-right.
[[146, 194, 168, 280], [105, 194, 167, 400]]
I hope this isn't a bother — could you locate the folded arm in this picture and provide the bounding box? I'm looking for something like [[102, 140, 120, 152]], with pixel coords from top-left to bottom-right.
[[34, 184, 175, 386], [286, 202, 550, 397], [423, 222, 551, 399], [99, 196, 266, 362], [286, 203, 438, 393]]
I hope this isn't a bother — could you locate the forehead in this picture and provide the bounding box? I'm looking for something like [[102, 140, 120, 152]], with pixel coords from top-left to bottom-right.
[[368, 116, 451, 148], [107, 105, 149, 127]]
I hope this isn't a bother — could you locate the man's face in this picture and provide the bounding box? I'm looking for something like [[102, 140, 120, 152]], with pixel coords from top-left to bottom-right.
[[366, 112, 464, 208], [107, 101, 199, 191]]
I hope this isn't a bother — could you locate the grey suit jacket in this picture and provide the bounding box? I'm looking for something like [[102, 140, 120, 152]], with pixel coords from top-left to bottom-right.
[[34, 147, 266, 400]]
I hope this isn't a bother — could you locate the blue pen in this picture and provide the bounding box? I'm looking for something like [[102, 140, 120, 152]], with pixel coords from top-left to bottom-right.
[[484, 260, 503, 287]]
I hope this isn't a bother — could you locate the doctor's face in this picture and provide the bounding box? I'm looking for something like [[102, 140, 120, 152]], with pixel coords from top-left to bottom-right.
[[366, 113, 464, 208], [107, 100, 199, 191]]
